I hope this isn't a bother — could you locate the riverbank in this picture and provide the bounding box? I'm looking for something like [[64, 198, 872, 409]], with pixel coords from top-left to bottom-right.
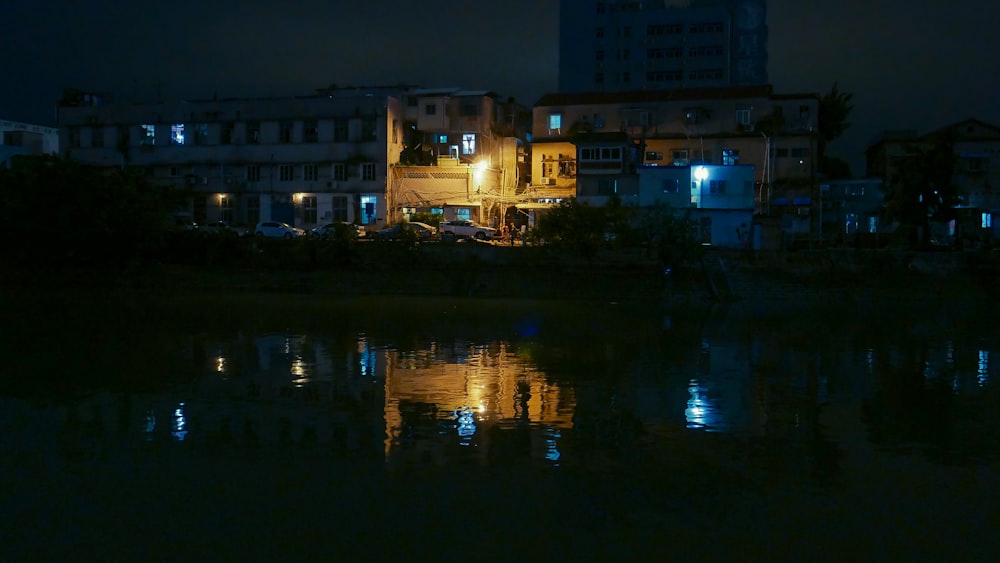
[[3, 244, 997, 306]]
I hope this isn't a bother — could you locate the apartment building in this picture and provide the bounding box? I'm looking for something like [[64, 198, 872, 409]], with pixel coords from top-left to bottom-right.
[[558, 0, 768, 94], [56, 88, 404, 231], [1, 118, 59, 166], [866, 118, 1000, 242], [530, 85, 819, 212]]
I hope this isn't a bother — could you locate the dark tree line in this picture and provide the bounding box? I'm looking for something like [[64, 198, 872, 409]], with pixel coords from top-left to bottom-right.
[[0, 155, 184, 268]]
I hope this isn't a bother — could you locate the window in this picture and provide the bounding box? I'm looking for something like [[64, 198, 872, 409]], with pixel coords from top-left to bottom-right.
[[709, 180, 727, 193], [596, 2, 605, 15], [90, 127, 104, 148], [362, 116, 377, 141], [247, 121, 260, 144], [171, 124, 185, 145], [118, 126, 129, 148], [662, 179, 679, 194], [246, 196, 260, 225], [169, 166, 179, 177], [548, 113, 562, 135], [304, 119, 318, 143], [595, 50, 604, 62], [425, 104, 437, 116], [406, 96, 418, 107], [279, 165, 293, 182], [462, 133, 476, 155], [333, 118, 348, 142], [437, 134, 448, 144], [596, 27, 604, 39], [982, 212, 992, 229], [361, 162, 376, 181], [221, 122, 234, 144], [736, 104, 751, 126], [645, 151, 663, 161], [302, 196, 317, 224], [333, 163, 347, 182], [247, 165, 261, 182], [456, 208, 471, 221], [621, 71, 631, 84], [595, 72, 604, 84], [672, 150, 688, 166], [219, 196, 234, 223], [791, 148, 809, 158], [722, 149, 739, 166], [460, 103, 479, 117], [280, 121, 294, 143], [846, 185, 865, 197], [775, 148, 789, 158], [303, 164, 318, 181], [967, 157, 984, 172], [580, 147, 622, 161], [331, 196, 348, 222], [140, 124, 155, 145], [593, 113, 605, 128], [192, 123, 208, 145]]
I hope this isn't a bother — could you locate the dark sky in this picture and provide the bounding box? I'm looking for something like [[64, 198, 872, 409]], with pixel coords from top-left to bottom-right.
[[4, 0, 999, 174]]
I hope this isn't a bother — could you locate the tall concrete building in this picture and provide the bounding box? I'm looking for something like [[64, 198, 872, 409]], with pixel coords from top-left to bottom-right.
[[558, 0, 768, 93]]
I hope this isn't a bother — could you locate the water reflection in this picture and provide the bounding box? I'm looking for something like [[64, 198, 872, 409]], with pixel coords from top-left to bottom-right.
[[2, 296, 999, 476]]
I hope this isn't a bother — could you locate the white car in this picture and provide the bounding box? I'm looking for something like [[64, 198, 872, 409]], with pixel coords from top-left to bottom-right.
[[254, 221, 305, 239]]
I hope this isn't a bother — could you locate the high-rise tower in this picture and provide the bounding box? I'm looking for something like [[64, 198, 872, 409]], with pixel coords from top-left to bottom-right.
[[558, 0, 768, 93]]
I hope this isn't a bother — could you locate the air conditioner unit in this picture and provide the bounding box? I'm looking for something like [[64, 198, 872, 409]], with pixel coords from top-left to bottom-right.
[[545, 178, 557, 186]]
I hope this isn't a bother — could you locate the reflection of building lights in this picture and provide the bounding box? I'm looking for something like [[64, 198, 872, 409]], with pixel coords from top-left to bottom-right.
[[291, 357, 306, 377], [686, 379, 715, 429], [215, 356, 226, 373], [172, 403, 188, 441], [979, 350, 990, 388], [455, 407, 477, 441]]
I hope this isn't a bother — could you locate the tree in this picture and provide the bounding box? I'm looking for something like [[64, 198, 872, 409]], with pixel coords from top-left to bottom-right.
[[0, 155, 181, 267], [817, 83, 854, 176], [884, 129, 959, 247]]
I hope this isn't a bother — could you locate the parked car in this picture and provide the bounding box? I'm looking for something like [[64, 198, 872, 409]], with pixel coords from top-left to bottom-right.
[[311, 222, 365, 240], [439, 220, 496, 240], [200, 221, 247, 237], [374, 221, 437, 241], [254, 221, 305, 239]]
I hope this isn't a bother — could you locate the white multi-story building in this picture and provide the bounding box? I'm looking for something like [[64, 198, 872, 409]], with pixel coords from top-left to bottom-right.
[[558, 0, 768, 94], [1, 118, 59, 166], [56, 89, 405, 231]]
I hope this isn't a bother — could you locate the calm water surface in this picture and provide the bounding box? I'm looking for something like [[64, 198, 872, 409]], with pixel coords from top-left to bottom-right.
[[3, 289, 1000, 560]]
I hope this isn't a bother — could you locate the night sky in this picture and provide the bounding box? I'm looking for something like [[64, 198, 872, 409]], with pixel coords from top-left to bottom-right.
[[4, 0, 999, 174]]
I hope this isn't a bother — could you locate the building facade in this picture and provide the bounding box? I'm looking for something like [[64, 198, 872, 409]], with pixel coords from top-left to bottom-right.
[[529, 85, 819, 215], [56, 90, 405, 231], [1, 118, 59, 166], [558, 0, 768, 94], [866, 118, 1000, 243]]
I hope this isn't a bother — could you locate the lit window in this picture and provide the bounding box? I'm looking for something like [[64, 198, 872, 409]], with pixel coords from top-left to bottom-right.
[[462, 133, 476, 155], [141, 124, 155, 145], [722, 149, 739, 166], [983, 213, 993, 229], [548, 113, 562, 135], [438, 134, 448, 144], [171, 124, 185, 145]]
